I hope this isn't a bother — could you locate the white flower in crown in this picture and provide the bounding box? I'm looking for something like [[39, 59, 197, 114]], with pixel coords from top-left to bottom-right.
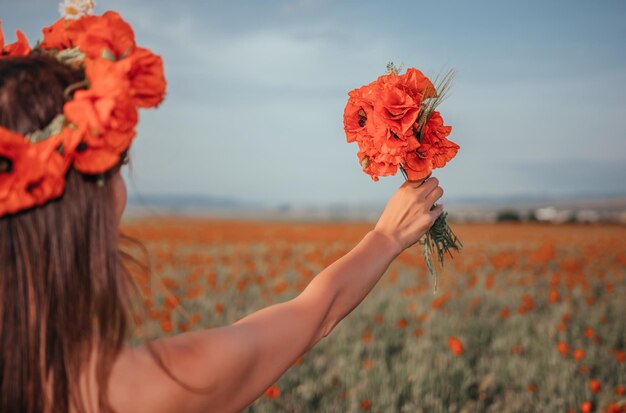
[[58, 0, 95, 20]]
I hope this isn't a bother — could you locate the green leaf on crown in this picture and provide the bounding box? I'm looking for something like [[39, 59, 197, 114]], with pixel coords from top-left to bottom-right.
[[56, 47, 86, 66], [25, 115, 67, 144]]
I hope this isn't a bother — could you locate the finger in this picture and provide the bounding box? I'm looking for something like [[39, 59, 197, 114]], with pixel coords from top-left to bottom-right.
[[429, 204, 445, 221], [426, 186, 444, 204], [418, 176, 439, 194]]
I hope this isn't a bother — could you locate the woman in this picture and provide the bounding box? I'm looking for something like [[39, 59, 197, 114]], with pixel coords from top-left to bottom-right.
[[0, 26, 444, 413]]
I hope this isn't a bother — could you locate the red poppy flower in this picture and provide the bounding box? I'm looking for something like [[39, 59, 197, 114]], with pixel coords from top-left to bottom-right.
[[370, 80, 420, 135], [343, 98, 371, 143], [605, 402, 626, 413], [573, 349, 585, 361], [447, 336, 464, 356], [63, 59, 138, 174], [125, 47, 167, 108], [588, 379, 601, 394], [40, 18, 77, 50], [403, 150, 432, 181], [0, 21, 31, 57], [72, 11, 136, 59], [264, 384, 280, 399], [419, 111, 459, 169], [399, 67, 437, 99], [0, 128, 68, 217], [343, 85, 376, 143], [581, 401, 593, 413]]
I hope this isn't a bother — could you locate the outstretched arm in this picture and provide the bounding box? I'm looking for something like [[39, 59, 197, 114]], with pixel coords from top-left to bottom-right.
[[109, 178, 444, 413]]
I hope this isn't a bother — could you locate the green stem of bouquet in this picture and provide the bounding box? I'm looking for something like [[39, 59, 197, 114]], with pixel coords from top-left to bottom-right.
[[399, 164, 462, 293]]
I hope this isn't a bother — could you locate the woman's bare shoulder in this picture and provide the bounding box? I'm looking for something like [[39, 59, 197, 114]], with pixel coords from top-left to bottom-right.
[[107, 331, 241, 413], [108, 341, 207, 413]]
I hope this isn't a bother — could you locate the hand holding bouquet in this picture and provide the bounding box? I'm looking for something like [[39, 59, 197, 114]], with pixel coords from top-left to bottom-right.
[[343, 63, 461, 289]]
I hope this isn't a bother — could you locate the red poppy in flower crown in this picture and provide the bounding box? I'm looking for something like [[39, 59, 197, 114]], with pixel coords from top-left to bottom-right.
[[63, 59, 138, 174], [1, 6, 166, 217], [0, 128, 68, 216], [0, 21, 31, 57], [40, 18, 76, 50], [124, 47, 167, 108], [71, 11, 135, 59]]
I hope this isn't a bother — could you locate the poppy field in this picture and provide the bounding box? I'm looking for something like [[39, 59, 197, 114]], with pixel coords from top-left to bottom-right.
[[122, 218, 626, 413]]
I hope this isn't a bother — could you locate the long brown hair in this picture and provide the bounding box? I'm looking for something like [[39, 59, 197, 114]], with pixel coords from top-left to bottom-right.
[[0, 54, 133, 412]]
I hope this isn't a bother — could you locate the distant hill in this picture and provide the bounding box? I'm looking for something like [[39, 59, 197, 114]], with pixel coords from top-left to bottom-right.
[[126, 193, 626, 222]]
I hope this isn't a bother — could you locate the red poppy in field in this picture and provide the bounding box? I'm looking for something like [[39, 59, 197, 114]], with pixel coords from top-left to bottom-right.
[[517, 294, 535, 314], [584, 327, 596, 340], [272, 280, 288, 294], [361, 329, 372, 344], [432, 293, 450, 310], [164, 295, 179, 310], [588, 379, 602, 394], [396, 318, 408, 329], [548, 289, 560, 303], [160, 315, 172, 333], [189, 313, 201, 325], [557, 341, 569, 357], [264, 384, 280, 399], [581, 401, 593, 413], [511, 345, 524, 355], [573, 349, 585, 361], [360, 399, 372, 410], [531, 242, 555, 263], [604, 402, 626, 413], [616, 385, 626, 395], [447, 336, 464, 356]]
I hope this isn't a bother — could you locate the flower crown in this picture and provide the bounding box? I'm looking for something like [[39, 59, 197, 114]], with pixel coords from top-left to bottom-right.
[[0, 1, 166, 217]]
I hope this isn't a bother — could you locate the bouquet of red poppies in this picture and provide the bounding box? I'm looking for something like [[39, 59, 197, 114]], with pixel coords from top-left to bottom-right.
[[343, 63, 460, 287]]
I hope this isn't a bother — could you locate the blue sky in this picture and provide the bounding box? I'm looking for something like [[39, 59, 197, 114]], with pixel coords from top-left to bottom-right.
[[2, 0, 626, 205]]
